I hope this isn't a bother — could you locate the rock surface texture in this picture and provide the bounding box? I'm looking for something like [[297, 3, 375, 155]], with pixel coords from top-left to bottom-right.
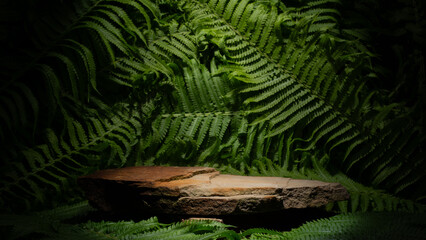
[[78, 166, 349, 215]]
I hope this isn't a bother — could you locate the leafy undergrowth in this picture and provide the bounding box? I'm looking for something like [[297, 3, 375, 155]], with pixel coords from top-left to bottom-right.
[[1, 202, 425, 240]]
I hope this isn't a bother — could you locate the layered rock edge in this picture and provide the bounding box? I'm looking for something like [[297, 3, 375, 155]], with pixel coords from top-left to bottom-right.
[[78, 166, 349, 215]]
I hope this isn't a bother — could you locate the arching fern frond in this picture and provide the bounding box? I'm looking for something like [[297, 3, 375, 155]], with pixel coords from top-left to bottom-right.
[[1, 0, 159, 127], [180, 0, 422, 200], [0, 111, 142, 209], [106, 21, 202, 91]]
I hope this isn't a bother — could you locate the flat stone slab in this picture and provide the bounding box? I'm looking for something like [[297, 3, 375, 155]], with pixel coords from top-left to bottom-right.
[[78, 166, 349, 215]]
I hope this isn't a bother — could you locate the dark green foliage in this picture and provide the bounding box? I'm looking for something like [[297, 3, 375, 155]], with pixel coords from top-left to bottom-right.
[[220, 157, 425, 213], [0, 0, 425, 238], [0, 0, 156, 210], [0, 201, 96, 240], [0, 202, 239, 240], [0, 109, 142, 210], [178, 0, 424, 201], [1, 202, 425, 239], [282, 212, 426, 240]]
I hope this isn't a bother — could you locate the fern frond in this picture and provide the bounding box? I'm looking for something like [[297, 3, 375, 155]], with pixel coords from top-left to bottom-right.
[[2, 204, 425, 240], [39, 201, 95, 221], [0, 83, 39, 143], [0, 111, 142, 209], [185, 0, 358, 141], [241, 228, 285, 239], [283, 212, 426, 240], [83, 217, 164, 236], [180, 0, 422, 200], [0, 0, 160, 131], [149, 60, 238, 163], [147, 28, 199, 64], [83, 218, 234, 240]]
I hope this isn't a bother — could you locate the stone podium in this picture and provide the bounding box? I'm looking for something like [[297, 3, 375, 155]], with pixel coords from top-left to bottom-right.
[[78, 166, 349, 215]]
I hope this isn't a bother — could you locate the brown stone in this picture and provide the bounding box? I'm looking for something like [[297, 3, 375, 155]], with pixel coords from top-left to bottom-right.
[[78, 166, 349, 215]]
